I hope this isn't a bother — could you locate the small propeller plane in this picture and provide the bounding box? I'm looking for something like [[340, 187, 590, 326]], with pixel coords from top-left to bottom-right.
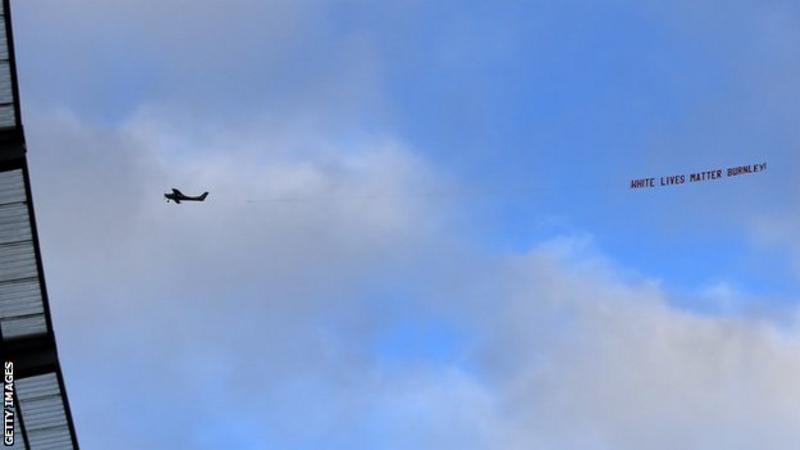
[[164, 188, 209, 204]]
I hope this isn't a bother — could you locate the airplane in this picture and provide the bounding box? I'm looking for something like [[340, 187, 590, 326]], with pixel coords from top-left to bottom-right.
[[164, 188, 209, 204]]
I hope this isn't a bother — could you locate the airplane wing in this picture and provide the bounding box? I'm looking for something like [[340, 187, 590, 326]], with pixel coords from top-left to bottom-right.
[[173, 198, 181, 204], [172, 188, 183, 196]]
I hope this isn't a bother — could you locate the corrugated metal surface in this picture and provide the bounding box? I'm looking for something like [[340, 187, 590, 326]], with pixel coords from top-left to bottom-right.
[[1, 313, 45, 338], [0, 8, 7, 61], [0, 104, 15, 127], [4, 399, 28, 449], [0, 202, 31, 242], [0, 279, 40, 316], [15, 373, 74, 450], [0, 61, 13, 104], [0, 1, 14, 129], [0, 241, 38, 283], [0, 169, 45, 339], [0, 169, 25, 204], [0, 242, 37, 282]]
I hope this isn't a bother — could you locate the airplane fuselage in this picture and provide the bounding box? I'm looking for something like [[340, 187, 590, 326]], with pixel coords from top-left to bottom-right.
[[165, 190, 209, 204]]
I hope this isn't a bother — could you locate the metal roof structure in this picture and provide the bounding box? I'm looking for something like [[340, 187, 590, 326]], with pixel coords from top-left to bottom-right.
[[0, 1, 80, 448]]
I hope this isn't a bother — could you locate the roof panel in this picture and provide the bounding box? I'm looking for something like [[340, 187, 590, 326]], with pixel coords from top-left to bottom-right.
[[0, 169, 25, 203], [0, 16, 7, 61], [4, 399, 27, 449], [0, 170, 46, 340], [0, 0, 14, 130], [0, 203, 31, 243], [0, 104, 15, 129], [15, 373, 73, 450], [0, 241, 37, 281], [0, 278, 41, 316], [0, 61, 13, 103], [1, 313, 46, 338]]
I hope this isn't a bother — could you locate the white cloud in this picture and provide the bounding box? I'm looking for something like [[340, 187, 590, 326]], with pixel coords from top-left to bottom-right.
[[13, 1, 800, 447], [448, 243, 800, 450], [24, 108, 458, 448], [24, 110, 800, 449]]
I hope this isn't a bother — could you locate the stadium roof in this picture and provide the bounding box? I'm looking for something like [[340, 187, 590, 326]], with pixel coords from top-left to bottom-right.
[[0, 1, 80, 448]]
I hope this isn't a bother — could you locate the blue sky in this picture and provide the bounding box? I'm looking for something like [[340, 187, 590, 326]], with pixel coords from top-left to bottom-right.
[[8, 1, 800, 448]]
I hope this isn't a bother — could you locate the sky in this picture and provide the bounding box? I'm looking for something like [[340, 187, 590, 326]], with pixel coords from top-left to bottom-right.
[[7, 1, 800, 448]]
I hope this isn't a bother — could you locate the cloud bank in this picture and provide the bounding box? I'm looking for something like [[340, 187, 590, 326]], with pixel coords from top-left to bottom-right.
[[9, 0, 800, 448], [18, 110, 800, 449]]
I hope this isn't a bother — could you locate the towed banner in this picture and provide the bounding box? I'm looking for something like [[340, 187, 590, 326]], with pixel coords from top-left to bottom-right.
[[630, 162, 767, 189]]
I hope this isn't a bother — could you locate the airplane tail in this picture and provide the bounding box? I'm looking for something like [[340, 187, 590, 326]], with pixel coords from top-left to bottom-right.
[[200, 192, 209, 201]]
